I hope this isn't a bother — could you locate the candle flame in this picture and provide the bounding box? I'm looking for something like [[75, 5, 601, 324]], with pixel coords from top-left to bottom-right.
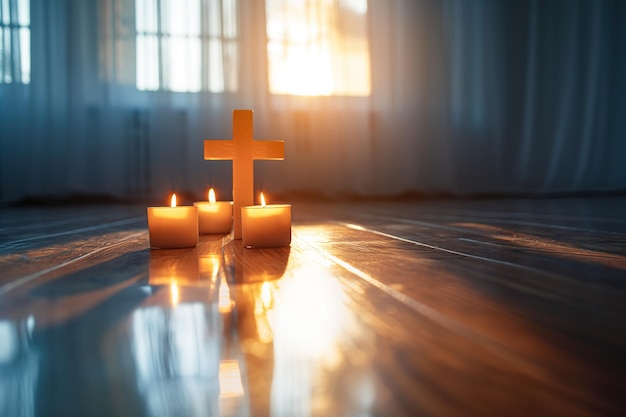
[[209, 188, 216, 203], [171, 193, 177, 208], [260, 192, 266, 208]]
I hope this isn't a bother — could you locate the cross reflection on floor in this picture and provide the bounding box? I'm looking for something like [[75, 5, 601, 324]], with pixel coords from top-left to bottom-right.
[[140, 237, 245, 417], [137, 231, 376, 417]]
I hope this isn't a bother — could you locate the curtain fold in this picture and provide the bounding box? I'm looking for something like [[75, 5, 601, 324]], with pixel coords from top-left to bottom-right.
[[444, 0, 626, 194], [1, 0, 625, 203]]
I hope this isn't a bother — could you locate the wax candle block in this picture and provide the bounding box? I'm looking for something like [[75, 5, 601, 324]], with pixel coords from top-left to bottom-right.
[[147, 194, 198, 249], [194, 188, 233, 234], [241, 194, 291, 248]]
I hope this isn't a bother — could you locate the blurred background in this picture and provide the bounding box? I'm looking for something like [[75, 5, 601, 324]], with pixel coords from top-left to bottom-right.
[[1, 0, 625, 204]]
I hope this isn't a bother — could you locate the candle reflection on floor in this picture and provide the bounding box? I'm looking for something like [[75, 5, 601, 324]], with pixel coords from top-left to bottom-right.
[[234, 236, 377, 417], [148, 248, 201, 287], [170, 283, 180, 305], [135, 237, 249, 417], [138, 227, 376, 416], [200, 256, 221, 281], [218, 280, 234, 314], [255, 282, 276, 344]]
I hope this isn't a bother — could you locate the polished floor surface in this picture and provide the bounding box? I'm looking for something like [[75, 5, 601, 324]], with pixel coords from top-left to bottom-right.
[[1, 197, 625, 417]]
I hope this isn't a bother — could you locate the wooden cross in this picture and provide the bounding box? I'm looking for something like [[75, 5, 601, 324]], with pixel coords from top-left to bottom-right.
[[204, 110, 284, 239]]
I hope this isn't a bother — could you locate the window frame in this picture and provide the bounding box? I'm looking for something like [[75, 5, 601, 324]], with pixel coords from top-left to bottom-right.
[[133, 0, 239, 93], [0, 0, 30, 85]]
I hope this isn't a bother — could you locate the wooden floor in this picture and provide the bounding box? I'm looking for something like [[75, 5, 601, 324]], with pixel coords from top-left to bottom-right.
[[1, 197, 625, 417]]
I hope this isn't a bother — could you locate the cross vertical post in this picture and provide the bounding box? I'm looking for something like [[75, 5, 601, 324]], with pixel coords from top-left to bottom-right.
[[204, 110, 285, 239]]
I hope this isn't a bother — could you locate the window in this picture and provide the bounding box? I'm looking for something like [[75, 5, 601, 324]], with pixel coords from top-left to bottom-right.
[[0, 0, 30, 84], [135, 0, 237, 92], [265, 0, 370, 97]]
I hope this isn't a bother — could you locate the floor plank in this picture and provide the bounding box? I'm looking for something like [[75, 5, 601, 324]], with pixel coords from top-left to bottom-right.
[[0, 197, 625, 416]]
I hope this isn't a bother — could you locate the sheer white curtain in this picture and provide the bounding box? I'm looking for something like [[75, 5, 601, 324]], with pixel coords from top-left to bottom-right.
[[0, 0, 400, 202], [2, 0, 624, 203], [438, 0, 626, 194], [261, 0, 379, 197], [0, 0, 256, 203], [97, 0, 250, 201], [269, 0, 626, 197]]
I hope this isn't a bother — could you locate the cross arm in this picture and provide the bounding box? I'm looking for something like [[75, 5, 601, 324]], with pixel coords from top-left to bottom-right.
[[204, 140, 236, 160], [251, 140, 285, 160]]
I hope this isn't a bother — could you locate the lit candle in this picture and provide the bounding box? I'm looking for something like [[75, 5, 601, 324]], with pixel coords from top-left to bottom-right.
[[241, 193, 291, 248], [147, 194, 198, 249], [194, 188, 233, 234]]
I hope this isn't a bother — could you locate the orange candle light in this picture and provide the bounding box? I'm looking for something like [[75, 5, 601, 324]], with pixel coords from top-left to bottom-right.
[[241, 193, 291, 248], [194, 188, 233, 234], [147, 194, 198, 249]]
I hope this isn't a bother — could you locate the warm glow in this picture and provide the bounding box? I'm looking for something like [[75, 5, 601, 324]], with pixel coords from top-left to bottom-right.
[[197, 255, 221, 283], [219, 360, 244, 397], [260, 281, 273, 309], [260, 192, 266, 208], [208, 188, 216, 203], [218, 280, 233, 313], [269, 48, 334, 96], [268, 268, 349, 359], [170, 193, 177, 208], [170, 283, 179, 305], [266, 0, 370, 96], [253, 281, 276, 344], [211, 255, 221, 282]]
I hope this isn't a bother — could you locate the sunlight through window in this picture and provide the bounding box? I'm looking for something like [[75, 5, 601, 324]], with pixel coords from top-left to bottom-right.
[[0, 0, 30, 84], [135, 0, 237, 92], [265, 0, 370, 96]]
